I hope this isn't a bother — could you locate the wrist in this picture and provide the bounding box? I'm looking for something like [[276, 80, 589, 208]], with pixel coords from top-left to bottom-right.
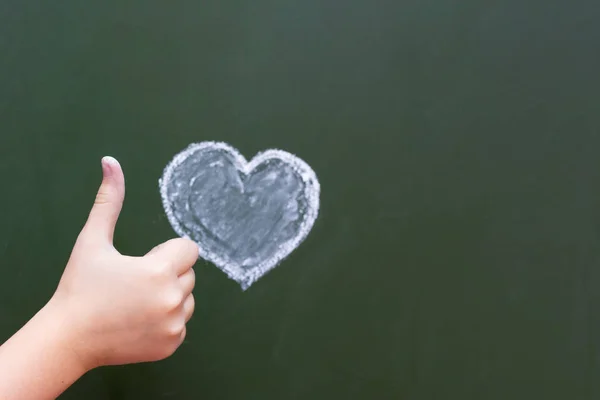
[[40, 297, 94, 375], [0, 297, 91, 400]]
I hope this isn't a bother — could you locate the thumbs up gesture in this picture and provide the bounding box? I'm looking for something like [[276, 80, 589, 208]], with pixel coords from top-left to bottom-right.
[[53, 156, 199, 368], [0, 157, 199, 400]]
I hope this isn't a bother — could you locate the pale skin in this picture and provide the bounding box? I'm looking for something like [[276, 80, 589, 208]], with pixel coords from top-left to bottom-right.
[[0, 156, 200, 400]]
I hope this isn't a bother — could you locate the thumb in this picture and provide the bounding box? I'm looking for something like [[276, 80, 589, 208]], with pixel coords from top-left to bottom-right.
[[84, 156, 126, 244]]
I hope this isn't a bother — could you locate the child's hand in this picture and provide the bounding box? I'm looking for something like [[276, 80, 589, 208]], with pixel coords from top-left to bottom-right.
[[50, 156, 199, 370], [0, 156, 200, 400]]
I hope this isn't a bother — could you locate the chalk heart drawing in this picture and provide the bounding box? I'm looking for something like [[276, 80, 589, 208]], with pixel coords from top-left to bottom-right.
[[159, 141, 320, 290]]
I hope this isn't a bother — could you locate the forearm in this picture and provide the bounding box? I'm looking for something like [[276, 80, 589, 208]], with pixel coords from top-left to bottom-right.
[[0, 300, 88, 400]]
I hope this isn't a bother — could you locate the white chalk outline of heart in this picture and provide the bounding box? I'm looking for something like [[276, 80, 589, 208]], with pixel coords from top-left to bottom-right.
[[159, 141, 320, 290]]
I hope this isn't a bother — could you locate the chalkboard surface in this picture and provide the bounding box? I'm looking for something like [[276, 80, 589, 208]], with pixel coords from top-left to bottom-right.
[[1, 1, 600, 399]]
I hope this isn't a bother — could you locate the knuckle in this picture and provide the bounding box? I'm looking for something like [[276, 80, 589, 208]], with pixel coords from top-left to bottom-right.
[[186, 301, 195, 321], [155, 324, 186, 360], [183, 269, 196, 288], [94, 192, 110, 205], [161, 289, 184, 312], [149, 263, 170, 280], [187, 293, 195, 307], [185, 294, 195, 312], [165, 320, 185, 338]]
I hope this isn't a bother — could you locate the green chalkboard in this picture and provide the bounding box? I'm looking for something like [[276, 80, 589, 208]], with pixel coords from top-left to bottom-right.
[[1, 0, 600, 399]]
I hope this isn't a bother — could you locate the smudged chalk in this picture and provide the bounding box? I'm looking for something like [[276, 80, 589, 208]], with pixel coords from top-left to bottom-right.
[[159, 141, 320, 290]]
